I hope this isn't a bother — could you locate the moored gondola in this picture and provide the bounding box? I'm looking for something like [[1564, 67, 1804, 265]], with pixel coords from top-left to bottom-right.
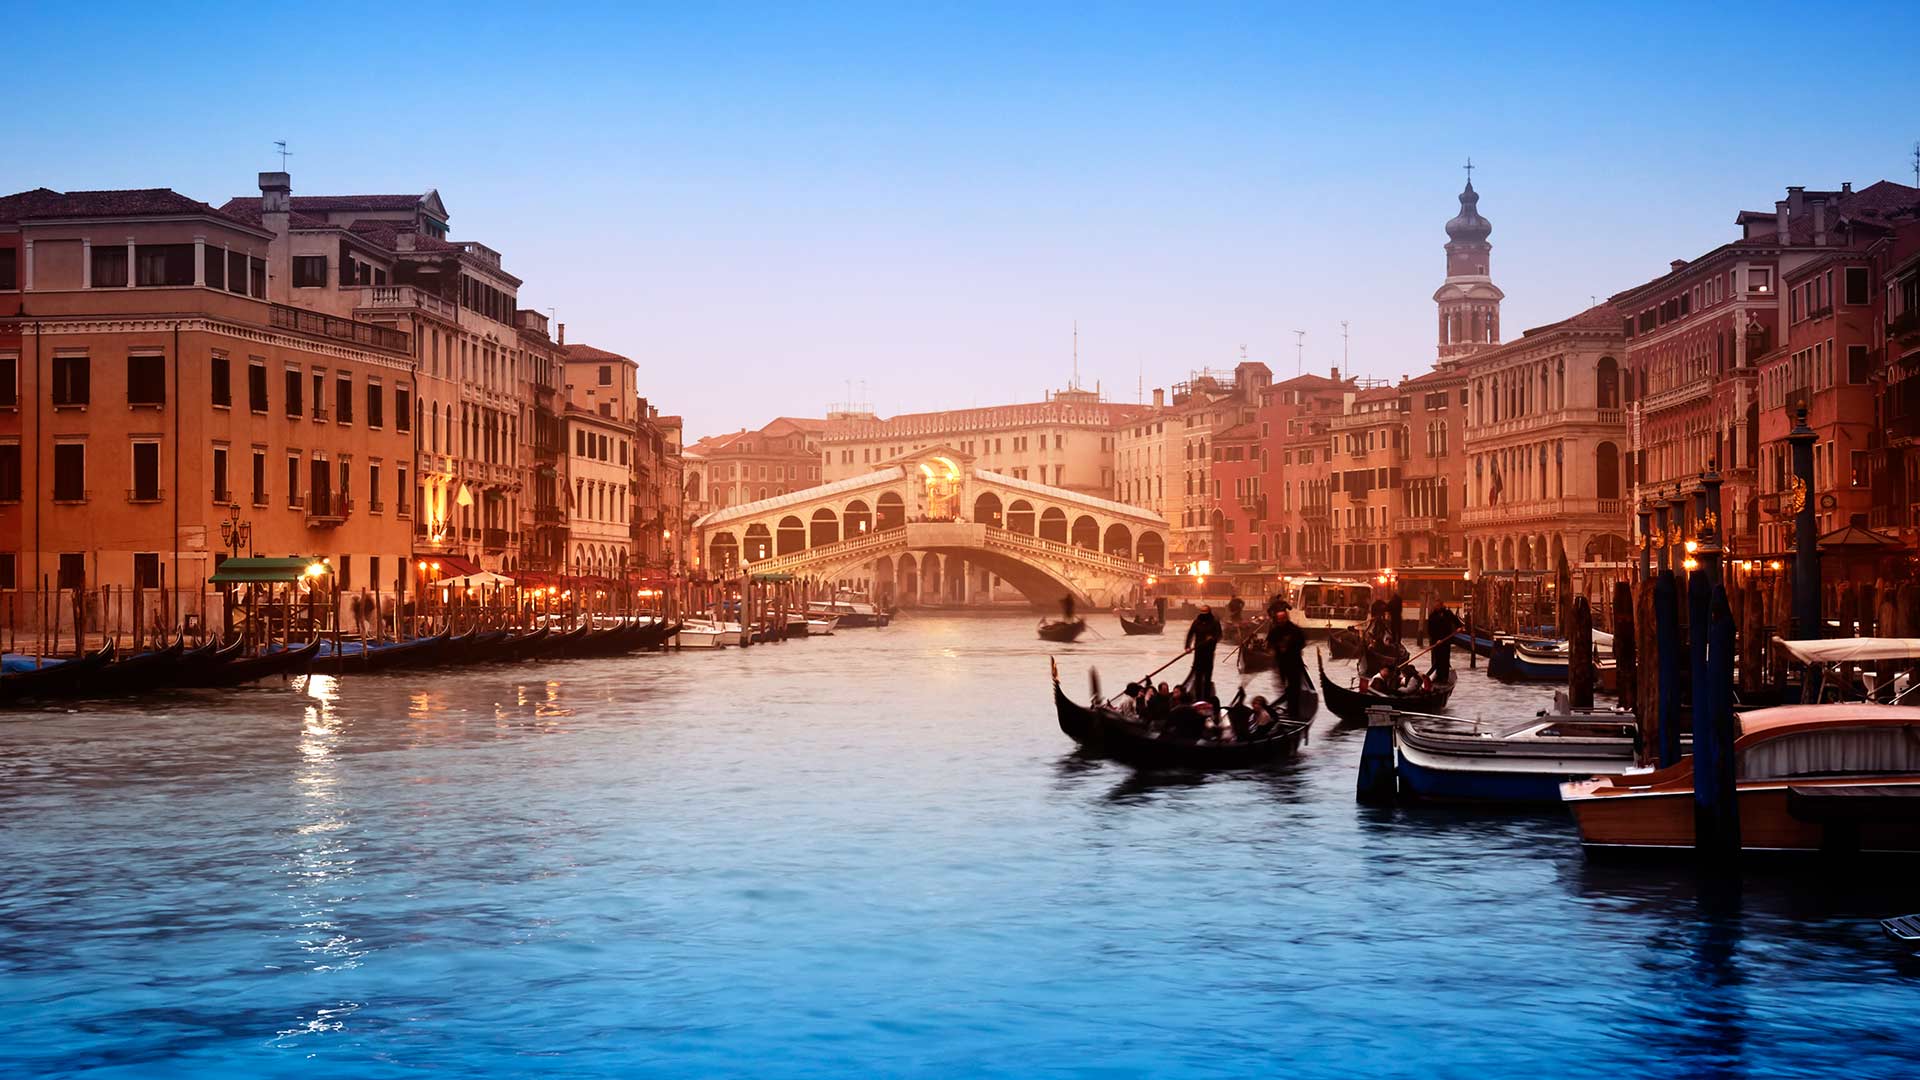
[[1051, 679, 1310, 769], [0, 645, 116, 704], [196, 638, 321, 687], [1118, 615, 1164, 636], [1237, 635, 1274, 673], [1317, 652, 1456, 724], [164, 635, 246, 688], [86, 638, 187, 697], [494, 626, 551, 662], [1038, 618, 1087, 643], [528, 623, 593, 659]]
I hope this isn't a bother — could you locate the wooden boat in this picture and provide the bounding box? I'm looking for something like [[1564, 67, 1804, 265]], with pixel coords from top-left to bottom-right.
[[1561, 703, 1920, 853], [0, 645, 116, 703], [1052, 680, 1310, 770], [494, 626, 550, 661], [1451, 630, 1499, 657], [805, 615, 840, 636], [1489, 638, 1568, 682], [672, 621, 736, 649], [1328, 627, 1367, 660], [1237, 635, 1274, 673], [1389, 707, 1644, 802], [310, 632, 450, 674], [1038, 618, 1087, 643], [1317, 653, 1457, 724], [164, 635, 245, 687], [87, 638, 187, 697], [526, 623, 592, 658], [202, 638, 321, 687], [809, 599, 890, 628], [1118, 614, 1164, 636]]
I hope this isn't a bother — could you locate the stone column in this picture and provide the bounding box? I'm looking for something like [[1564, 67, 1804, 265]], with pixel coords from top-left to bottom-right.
[[1787, 410, 1820, 639]]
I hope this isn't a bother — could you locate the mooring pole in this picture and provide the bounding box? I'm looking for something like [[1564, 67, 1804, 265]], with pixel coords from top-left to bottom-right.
[[1654, 569, 1683, 768], [1787, 410, 1820, 640]]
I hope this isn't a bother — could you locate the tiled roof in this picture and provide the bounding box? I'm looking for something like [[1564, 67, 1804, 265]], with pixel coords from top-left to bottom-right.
[[1401, 366, 1462, 388], [1271, 372, 1350, 392], [563, 343, 633, 363], [346, 218, 460, 252], [2, 187, 259, 229], [289, 194, 428, 212]]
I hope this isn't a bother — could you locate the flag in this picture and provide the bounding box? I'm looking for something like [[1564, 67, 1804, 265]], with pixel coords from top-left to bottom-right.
[[1488, 465, 1504, 505]]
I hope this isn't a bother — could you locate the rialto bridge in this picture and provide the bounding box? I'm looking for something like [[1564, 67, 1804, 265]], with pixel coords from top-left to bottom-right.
[[692, 447, 1169, 609]]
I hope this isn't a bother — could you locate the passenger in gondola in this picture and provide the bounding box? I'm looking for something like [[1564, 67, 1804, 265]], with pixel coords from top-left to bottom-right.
[[1060, 594, 1077, 622], [1111, 683, 1142, 720], [1226, 594, 1246, 629], [1426, 600, 1461, 681], [1184, 605, 1223, 701], [1265, 599, 1307, 718]]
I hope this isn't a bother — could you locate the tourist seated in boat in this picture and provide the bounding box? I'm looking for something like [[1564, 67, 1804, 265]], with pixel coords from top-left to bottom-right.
[[1110, 683, 1142, 720]]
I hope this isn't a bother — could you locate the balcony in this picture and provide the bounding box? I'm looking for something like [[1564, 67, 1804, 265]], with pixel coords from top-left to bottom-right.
[[269, 303, 410, 354], [126, 487, 165, 504], [1890, 311, 1920, 348], [357, 285, 457, 321], [1396, 515, 1439, 534], [1461, 496, 1632, 528], [1639, 380, 1713, 415], [534, 505, 565, 524], [484, 527, 509, 552], [305, 492, 351, 528]]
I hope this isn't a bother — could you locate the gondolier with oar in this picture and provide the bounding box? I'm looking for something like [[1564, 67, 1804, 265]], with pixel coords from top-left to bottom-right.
[[1184, 605, 1222, 702], [1266, 598, 1307, 718]]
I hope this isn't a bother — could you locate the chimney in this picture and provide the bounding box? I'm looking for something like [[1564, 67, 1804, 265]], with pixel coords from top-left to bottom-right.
[[1670, 259, 1689, 273], [1331, 366, 1340, 380], [1842, 181, 1854, 196], [1787, 185, 1806, 214], [1812, 198, 1827, 246], [1775, 199, 1790, 242], [557, 322, 565, 345], [259, 172, 291, 302], [1152, 388, 1165, 408]]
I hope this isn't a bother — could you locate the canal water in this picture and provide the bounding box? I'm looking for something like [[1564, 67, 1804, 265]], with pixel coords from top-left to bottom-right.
[[2, 614, 1915, 1079]]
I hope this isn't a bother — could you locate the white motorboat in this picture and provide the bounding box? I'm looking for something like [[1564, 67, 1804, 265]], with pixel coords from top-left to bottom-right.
[[672, 620, 740, 649]]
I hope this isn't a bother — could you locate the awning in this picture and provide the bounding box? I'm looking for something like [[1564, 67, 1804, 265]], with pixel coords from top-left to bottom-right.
[[443, 571, 516, 589], [413, 553, 481, 576], [209, 556, 317, 584], [751, 572, 794, 583], [1775, 637, 1920, 664]]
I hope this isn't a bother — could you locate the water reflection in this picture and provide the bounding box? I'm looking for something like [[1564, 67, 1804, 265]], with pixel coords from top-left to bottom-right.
[[276, 672, 365, 1047]]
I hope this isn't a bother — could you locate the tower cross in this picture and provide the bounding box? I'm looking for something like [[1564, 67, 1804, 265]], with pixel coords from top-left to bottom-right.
[[1464, 157, 1474, 184]]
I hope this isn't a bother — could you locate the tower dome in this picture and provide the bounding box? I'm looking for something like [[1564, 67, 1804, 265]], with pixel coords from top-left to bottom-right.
[[1445, 180, 1492, 243]]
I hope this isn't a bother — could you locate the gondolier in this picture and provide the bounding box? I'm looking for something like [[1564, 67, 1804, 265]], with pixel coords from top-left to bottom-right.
[[1184, 605, 1223, 702], [1426, 600, 1461, 681], [1266, 599, 1307, 718]]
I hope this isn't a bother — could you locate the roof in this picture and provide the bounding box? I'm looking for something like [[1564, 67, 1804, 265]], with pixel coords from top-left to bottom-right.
[[1520, 300, 1621, 338], [207, 556, 318, 583], [974, 468, 1169, 526], [1774, 638, 1920, 665], [1212, 421, 1261, 442], [562, 343, 634, 364], [287, 194, 431, 213], [1, 187, 261, 230], [1819, 522, 1903, 549], [695, 467, 910, 529], [1401, 366, 1463, 388], [1735, 702, 1920, 739]]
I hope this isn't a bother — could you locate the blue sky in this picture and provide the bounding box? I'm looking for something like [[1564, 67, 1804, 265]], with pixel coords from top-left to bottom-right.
[[10, 3, 1917, 436]]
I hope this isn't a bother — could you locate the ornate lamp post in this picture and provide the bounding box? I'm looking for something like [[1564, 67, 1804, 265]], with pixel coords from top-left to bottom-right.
[[218, 501, 253, 559]]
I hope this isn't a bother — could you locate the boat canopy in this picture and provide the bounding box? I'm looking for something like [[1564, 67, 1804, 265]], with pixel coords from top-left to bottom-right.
[[1774, 637, 1920, 664]]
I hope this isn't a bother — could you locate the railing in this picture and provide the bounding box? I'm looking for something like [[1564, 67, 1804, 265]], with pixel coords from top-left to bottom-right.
[[1641, 379, 1713, 414], [1461, 497, 1633, 527], [1596, 408, 1624, 425], [484, 527, 509, 551], [269, 303, 411, 354], [367, 499, 384, 513], [534, 506, 565, 524], [126, 487, 165, 504], [312, 407, 329, 422], [1395, 515, 1439, 534], [357, 285, 457, 321], [305, 492, 351, 527]]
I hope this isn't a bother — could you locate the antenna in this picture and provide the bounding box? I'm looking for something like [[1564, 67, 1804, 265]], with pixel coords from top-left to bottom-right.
[[1072, 321, 1080, 390], [274, 140, 293, 169], [1239, 343, 1248, 361], [1341, 321, 1350, 379], [1291, 330, 1306, 376], [1913, 141, 1919, 187]]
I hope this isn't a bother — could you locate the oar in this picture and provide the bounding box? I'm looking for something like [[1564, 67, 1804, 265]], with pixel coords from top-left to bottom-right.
[[1141, 647, 1194, 683]]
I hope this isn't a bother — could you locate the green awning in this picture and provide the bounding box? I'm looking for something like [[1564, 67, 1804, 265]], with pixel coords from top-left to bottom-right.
[[750, 572, 795, 583], [209, 557, 318, 584]]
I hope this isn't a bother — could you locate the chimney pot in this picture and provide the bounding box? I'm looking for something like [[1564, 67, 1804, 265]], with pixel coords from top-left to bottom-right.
[[1151, 388, 1165, 408], [1813, 199, 1827, 245], [558, 322, 565, 345], [259, 171, 291, 215], [1775, 199, 1790, 240], [1842, 181, 1853, 195], [1670, 259, 1688, 272]]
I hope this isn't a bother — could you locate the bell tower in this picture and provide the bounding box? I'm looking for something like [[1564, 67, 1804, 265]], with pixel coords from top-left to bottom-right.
[[1433, 162, 1504, 363]]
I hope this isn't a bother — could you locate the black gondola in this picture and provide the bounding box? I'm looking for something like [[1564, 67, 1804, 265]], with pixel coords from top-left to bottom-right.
[[494, 626, 551, 661], [1237, 635, 1274, 673], [86, 638, 187, 697], [1316, 652, 1456, 724], [1328, 627, 1367, 660], [1052, 680, 1310, 769], [528, 623, 593, 659], [164, 635, 246, 688], [0, 645, 117, 704], [1038, 618, 1087, 643], [1118, 615, 1165, 636], [196, 638, 322, 688]]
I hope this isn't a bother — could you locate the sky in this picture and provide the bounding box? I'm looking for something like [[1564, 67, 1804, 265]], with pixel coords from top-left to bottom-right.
[[9, 2, 1919, 438]]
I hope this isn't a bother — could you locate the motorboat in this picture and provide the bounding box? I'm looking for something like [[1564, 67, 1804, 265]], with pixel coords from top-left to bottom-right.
[[1390, 704, 1643, 802], [1776, 637, 1920, 704], [1287, 577, 1372, 635], [808, 597, 891, 628], [673, 620, 739, 649], [1561, 703, 1920, 853], [804, 614, 840, 636]]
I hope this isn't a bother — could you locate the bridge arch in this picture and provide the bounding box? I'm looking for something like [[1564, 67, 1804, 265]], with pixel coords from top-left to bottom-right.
[[1006, 499, 1035, 535], [844, 499, 872, 537], [744, 523, 772, 563], [810, 507, 839, 547], [1104, 523, 1132, 559], [1039, 507, 1068, 543], [1070, 514, 1099, 550], [1139, 531, 1165, 566], [876, 491, 905, 530], [974, 491, 1003, 527], [777, 515, 806, 556]]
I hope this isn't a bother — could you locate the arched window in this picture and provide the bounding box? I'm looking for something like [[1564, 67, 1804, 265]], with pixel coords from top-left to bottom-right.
[[1597, 357, 1620, 409], [1596, 442, 1621, 499]]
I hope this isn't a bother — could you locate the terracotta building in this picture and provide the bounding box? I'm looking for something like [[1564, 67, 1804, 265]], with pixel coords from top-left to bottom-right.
[[1872, 215, 1920, 533], [1395, 365, 1469, 567], [0, 185, 415, 617], [692, 417, 830, 514], [1326, 385, 1404, 573], [1208, 371, 1352, 589]]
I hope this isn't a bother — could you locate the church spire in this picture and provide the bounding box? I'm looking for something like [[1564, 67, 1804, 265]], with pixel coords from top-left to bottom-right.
[[1433, 164, 1503, 363]]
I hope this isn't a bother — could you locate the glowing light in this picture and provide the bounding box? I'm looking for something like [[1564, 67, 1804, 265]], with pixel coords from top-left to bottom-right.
[[304, 561, 329, 578], [1684, 540, 1699, 554], [662, 529, 672, 539], [1462, 570, 1472, 581], [1376, 574, 1388, 585], [1196, 575, 1206, 585], [1146, 575, 1157, 586], [1683, 557, 1699, 571], [1768, 560, 1783, 571], [417, 560, 428, 572]]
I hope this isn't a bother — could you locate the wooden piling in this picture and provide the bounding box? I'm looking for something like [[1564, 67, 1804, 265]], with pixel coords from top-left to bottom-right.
[[1569, 595, 1595, 709], [1612, 581, 1637, 714]]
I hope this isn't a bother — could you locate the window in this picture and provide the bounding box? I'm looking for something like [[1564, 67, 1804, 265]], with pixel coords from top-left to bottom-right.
[[0, 354, 15, 408], [135, 244, 194, 287], [212, 446, 229, 503], [598, 365, 612, 385], [226, 251, 247, 295], [292, 256, 328, 288], [0, 552, 14, 590], [1848, 345, 1870, 385], [0, 443, 18, 501], [369, 463, 382, 511], [53, 355, 89, 406], [58, 553, 85, 590], [252, 449, 267, 506], [203, 247, 224, 291], [366, 382, 383, 428], [131, 441, 161, 501], [1852, 450, 1870, 488], [284, 369, 302, 417], [53, 442, 85, 501], [250, 257, 266, 297], [248, 362, 268, 412], [211, 355, 231, 407], [134, 553, 160, 590], [127, 354, 166, 406], [336, 374, 353, 423], [311, 371, 325, 419], [286, 455, 302, 507], [1748, 266, 1772, 294], [0, 248, 15, 291], [1844, 266, 1870, 307], [91, 244, 128, 288], [393, 386, 409, 432], [398, 465, 411, 515]]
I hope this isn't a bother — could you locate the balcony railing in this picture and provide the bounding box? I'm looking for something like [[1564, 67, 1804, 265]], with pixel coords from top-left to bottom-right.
[[305, 492, 351, 527], [368, 499, 384, 513], [484, 527, 509, 551], [534, 506, 565, 524], [357, 285, 457, 321], [269, 303, 411, 354], [1461, 496, 1632, 527]]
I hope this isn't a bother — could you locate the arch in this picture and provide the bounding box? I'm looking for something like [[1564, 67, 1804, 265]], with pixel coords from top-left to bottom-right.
[[1070, 514, 1100, 550], [922, 553, 943, 601], [1501, 536, 1515, 570], [1470, 538, 1484, 575], [897, 553, 918, 606], [1553, 533, 1568, 571], [810, 507, 839, 547], [871, 554, 896, 607], [1039, 507, 1069, 543], [1006, 499, 1036, 535], [1103, 523, 1132, 559], [776, 515, 806, 555], [843, 499, 873, 538], [973, 491, 1003, 527], [744, 523, 773, 563], [1138, 531, 1166, 566], [1595, 441, 1622, 500], [876, 491, 906, 530], [1597, 356, 1620, 409]]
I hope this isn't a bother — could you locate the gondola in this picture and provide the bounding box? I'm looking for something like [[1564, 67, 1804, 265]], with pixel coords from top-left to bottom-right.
[[527, 623, 593, 659], [446, 628, 515, 665], [164, 635, 246, 688], [1237, 635, 1274, 673], [1118, 614, 1165, 636], [1051, 679, 1310, 769], [494, 626, 551, 662], [198, 638, 321, 687], [1038, 618, 1087, 643], [0, 645, 116, 704], [315, 632, 451, 674], [1328, 627, 1367, 660], [86, 638, 187, 697], [1316, 652, 1457, 724], [633, 620, 681, 651]]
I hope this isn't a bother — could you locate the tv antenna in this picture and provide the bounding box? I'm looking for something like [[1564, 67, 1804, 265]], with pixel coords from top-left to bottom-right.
[[1072, 321, 1080, 390], [1912, 141, 1919, 186], [1291, 329, 1306, 375], [274, 140, 293, 169], [1341, 321, 1350, 379]]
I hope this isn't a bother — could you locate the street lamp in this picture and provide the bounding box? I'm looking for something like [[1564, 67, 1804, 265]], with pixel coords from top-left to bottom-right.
[[218, 502, 253, 558]]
